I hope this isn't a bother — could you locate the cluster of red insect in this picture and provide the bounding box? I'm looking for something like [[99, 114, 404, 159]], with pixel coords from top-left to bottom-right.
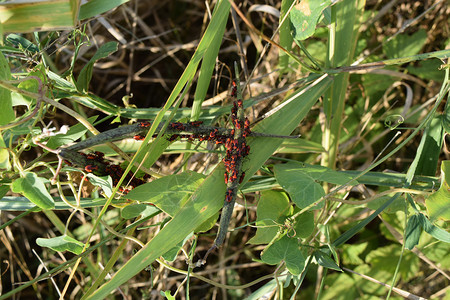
[[82, 151, 148, 194], [132, 121, 151, 141], [223, 84, 251, 202]]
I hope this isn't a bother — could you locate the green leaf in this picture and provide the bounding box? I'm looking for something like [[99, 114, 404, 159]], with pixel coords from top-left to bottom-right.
[[274, 163, 325, 208], [290, 0, 331, 41], [0, 51, 15, 125], [86, 174, 113, 198], [366, 244, 419, 281], [425, 161, 450, 221], [443, 101, 450, 133], [383, 29, 427, 59], [261, 235, 305, 275], [321, 273, 357, 300], [11, 172, 54, 209], [293, 210, 314, 238], [0, 134, 11, 170], [121, 203, 159, 220], [313, 250, 342, 271], [162, 233, 193, 262], [404, 214, 422, 250], [276, 138, 325, 154], [79, 0, 130, 20], [75, 42, 118, 92], [248, 190, 291, 245], [342, 242, 367, 265], [413, 116, 445, 176], [36, 235, 84, 255], [419, 213, 450, 243], [6, 34, 39, 53], [125, 171, 205, 216], [298, 163, 356, 185]]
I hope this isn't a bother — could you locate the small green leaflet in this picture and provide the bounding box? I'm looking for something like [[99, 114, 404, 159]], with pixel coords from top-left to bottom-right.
[[248, 190, 291, 245], [274, 162, 355, 209], [425, 161, 450, 221], [419, 213, 450, 243], [121, 203, 159, 219], [261, 235, 305, 276], [36, 235, 85, 255], [290, 0, 331, 41], [125, 171, 205, 216], [313, 250, 342, 271], [404, 214, 422, 250], [0, 51, 15, 125], [11, 172, 54, 210], [76, 42, 118, 92]]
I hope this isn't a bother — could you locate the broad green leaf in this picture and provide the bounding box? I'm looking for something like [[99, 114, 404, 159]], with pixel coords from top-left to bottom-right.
[[293, 210, 314, 238], [79, 0, 130, 20], [261, 235, 305, 275], [75, 42, 118, 92], [11, 172, 54, 209], [0, 1, 77, 33], [407, 58, 445, 82], [295, 162, 356, 185], [279, 0, 295, 70], [342, 242, 367, 265], [0, 184, 10, 199], [313, 250, 342, 271], [404, 214, 422, 250], [0, 134, 11, 170], [248, 190, 291, 245], [443, 101, 450, 133], [121, 203, 159, 220], [0, 51, 15, 125], [290, 0, 331, 41], [413, 116, 445, 176], [420, 235, 450, 268], [86, 174, 113, 198], [366, 244, 419, 281], [5, 34, 39, 53], [36, 235, 84, 255], [383, 29, 427, 59], [321, 273, 357, 300], [275, 138, 325, 154], [125, 171, 205, 216], [419, 213, 450, 243], [274, 163, 325, 209], [162, 233, 193, 262], [425, 161, 450, 221]]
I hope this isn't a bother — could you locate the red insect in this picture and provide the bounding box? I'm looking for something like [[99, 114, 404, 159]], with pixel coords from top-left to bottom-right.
[[224, 172, 228, 184], [241, 144, 250, 156], [133, 134, 146, 141], [190, 121, 203, 127], [94, 151, 105, 159], [85, 165, 98, 173], [230, 129, 235, 136], [237, 99, 243, 108], [170, 122, 185, 131], [209, 128, 219, 139], [234, 118, 242, 129], [168, 134, 179, 142], [244, 118, 250, 129], [225, 188, 234, 202], [231, 81, 237, 97], [86, 153, 97, 160], [239, 172, 245, 184], [139, 121, 151, 128]]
